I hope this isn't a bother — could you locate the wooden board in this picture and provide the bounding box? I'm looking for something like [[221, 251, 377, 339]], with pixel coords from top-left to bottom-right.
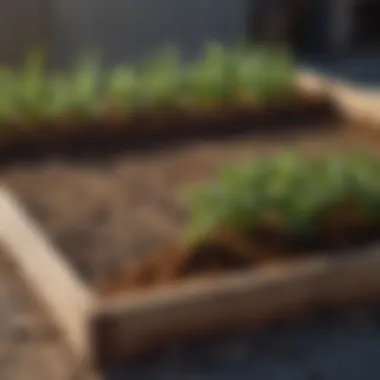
[[2, 182, 380, 371], [93, 245, 380, 368], [0, 187, 96, 364], [297, 70, 380, 127]]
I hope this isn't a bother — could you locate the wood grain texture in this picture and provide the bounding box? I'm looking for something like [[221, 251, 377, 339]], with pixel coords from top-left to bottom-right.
[[93, 245, 380, 368], [296, 70, 380, 127], [0, 187, 96, 363], [3, 179, 380, 371], [0, 252, 97, 380]]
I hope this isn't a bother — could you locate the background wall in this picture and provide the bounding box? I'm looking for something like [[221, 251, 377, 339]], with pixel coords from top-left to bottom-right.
[[50, 0, 249, 68], [0, 0, 335, 69], [0, 0, 50, 67]]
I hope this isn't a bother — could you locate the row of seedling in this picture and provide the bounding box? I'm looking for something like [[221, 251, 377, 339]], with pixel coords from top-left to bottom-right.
[[186, 151, 380, 250], [0, 43, 295, 128], [99, 151, 380, 294]]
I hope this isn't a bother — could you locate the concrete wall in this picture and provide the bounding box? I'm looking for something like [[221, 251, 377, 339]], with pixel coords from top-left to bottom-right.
[[0, 0, 339, 68], [0, 0, 50, 66], [51, 0, 250, 68]]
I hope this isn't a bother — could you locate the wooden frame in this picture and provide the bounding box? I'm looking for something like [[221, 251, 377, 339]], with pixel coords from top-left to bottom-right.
[[0, 71, 377, 371], [2, 186, 380, 371], [0, 188, 96, 362], [299, 69, 380, 127]]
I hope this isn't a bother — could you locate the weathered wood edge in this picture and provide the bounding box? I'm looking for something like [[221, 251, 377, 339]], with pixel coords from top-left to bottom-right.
[[0, 187, 97, 363], [296, 69, 380, 127], [93, 245, 380, 368], [2, 176, 380, 371]]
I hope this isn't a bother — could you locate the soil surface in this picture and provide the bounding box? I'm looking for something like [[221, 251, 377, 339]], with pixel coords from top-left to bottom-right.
[[2, 124, 380, 287], [0, 249, 95, 380]]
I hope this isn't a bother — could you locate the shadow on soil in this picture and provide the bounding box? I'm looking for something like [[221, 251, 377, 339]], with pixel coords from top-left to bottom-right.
[[0, 111, 338, 167]]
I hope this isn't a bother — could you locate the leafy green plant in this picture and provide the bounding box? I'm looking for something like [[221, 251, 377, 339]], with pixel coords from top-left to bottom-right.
[[0, 68, 18, 125], [66, 53, 102, 119], [232, 48, 266, 104], [139, 47, 183, 108], [44, 73, 73, 121], [232, 46, 294, 104], [104, 65, 138, 113], [14, 50, 49, 123], [0, 42, 296, 127], [259, 47, 294, 100], [183, 42, 233, 107], [185, 152, 380, 247]]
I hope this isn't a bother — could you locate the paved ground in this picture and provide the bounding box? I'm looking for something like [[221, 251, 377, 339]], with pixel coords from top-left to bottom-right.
[[106, 307, 380, 380]]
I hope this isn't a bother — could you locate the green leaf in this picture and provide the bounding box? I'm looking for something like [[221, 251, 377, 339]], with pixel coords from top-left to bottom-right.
[[184, 151, 380, 246], [139, 47, 183, 107], [69, 52, 102, 117], [16, 49, 48, 121], [105, 66, 138, 110]]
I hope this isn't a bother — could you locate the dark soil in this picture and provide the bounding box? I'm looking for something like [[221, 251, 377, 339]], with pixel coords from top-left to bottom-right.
[[0, 96, 332, 164], [2, 123, 380, 290]]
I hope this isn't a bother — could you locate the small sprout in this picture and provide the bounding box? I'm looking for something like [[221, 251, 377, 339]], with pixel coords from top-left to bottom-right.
[[15, 49, 48, 123], [185, 152, 380, 247], [139, 47, 183, 108], [105, 66, 138, 113], [184, 42, 230, 105], [0, 68, 18, 124], [68, 52, 102, 118], [45, 73, 72, 120], [0, 42, 296, 125]]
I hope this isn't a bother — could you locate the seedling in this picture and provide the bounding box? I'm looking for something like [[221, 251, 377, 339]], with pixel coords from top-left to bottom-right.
[[186, 152, 380, 248]]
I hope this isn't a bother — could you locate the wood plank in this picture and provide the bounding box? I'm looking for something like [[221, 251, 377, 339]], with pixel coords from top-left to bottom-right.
[[93, 245, 380, 368], [0, 187, 96, 363], [296, 70, 380, 127]]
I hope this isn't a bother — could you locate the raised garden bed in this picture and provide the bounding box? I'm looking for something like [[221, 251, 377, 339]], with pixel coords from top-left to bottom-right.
[[96, 151, 380, 296], [0, 45, 334, 159], [2, 124, 380, 371], [1, 41, 379, 375]]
